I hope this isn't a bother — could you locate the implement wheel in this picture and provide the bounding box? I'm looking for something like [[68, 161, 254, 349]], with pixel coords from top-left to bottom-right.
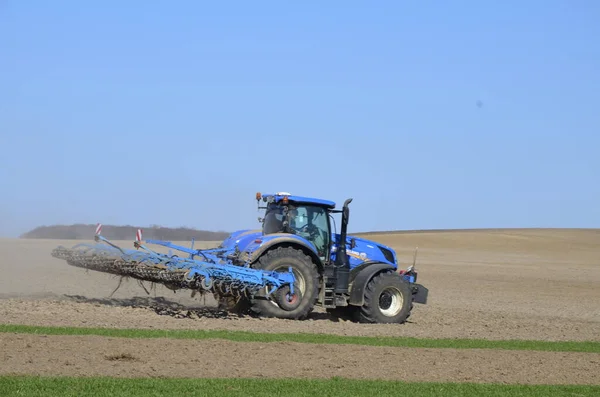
[[356, 271, 413, 324], [249, 246, 319, 320]]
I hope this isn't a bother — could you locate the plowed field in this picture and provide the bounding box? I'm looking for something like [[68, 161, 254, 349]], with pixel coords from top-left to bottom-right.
[[1, 228, 599, 388]]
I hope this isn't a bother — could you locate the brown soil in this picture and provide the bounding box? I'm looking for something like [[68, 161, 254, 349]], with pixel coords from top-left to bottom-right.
[[1, 333, 599, 385], [1, 229, 599, 384], [2, 298, 599, 342], [1, 230, 598, 342]]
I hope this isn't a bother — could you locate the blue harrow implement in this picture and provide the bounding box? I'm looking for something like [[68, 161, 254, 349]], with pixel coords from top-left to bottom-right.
[[51, 230, 297, 306], [51, 192, 428, 323]]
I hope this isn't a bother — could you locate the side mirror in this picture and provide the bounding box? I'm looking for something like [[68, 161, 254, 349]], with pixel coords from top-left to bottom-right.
[[350, 238, 356, 249]]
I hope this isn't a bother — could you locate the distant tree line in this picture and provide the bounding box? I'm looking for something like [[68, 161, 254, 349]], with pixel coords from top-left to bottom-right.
[[20, 224, 231, 241]]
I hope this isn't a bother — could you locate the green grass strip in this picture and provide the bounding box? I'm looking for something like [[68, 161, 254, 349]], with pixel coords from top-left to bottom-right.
[[1, 323, 599, 353], [1, 376, 599, 397]]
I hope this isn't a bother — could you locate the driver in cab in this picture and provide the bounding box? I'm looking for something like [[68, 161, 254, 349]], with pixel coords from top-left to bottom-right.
[[287, 208, 326, 256]]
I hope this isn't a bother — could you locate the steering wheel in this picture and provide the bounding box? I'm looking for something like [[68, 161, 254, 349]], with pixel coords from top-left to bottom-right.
[[293, 223, 318, 238]]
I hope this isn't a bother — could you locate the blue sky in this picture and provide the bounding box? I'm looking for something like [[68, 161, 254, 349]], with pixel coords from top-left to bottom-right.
[[1, 1, 599, 237]]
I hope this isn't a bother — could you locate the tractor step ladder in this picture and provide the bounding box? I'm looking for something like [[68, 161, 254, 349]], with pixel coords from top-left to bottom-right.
[[323, 275, 337, 308]]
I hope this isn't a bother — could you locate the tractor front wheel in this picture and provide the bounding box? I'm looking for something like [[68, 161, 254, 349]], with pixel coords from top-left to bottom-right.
[[250, 246, 319, 320], [357, 271, 413, 324]]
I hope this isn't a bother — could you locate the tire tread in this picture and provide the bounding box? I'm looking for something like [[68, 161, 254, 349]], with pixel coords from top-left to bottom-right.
[[249, 246, 319, 320], [357, 270, 413, 324]]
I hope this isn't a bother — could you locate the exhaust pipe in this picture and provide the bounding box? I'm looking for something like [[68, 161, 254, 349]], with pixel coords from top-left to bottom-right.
[[334, 198, 353, 293]]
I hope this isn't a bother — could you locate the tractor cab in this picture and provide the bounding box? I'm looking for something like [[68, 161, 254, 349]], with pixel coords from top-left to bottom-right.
[[258, 192, 334, 261]]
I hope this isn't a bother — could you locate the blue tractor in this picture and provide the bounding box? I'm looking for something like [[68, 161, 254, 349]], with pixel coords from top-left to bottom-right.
[[216, 192, 428, 323], [51, 192, 427, 324]]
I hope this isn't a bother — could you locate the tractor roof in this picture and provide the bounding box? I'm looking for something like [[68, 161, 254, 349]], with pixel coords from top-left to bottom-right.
[[259, 192, 336, 209]]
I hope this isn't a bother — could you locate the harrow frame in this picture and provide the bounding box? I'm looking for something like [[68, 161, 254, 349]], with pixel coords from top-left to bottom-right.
[[51, 228, 296, 303]]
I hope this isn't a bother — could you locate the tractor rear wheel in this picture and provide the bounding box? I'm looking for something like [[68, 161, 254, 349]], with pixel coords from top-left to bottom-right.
[[356, 271, 413, 324], [249, 246, 319, 320]]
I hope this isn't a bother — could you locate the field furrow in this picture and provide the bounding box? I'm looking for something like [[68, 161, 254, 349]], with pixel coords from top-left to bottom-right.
[[1, 333, 600, 385]]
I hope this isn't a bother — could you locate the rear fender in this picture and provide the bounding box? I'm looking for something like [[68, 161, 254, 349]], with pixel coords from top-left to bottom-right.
[[247, 235, 324, 271], [348, 262, 396, 306]]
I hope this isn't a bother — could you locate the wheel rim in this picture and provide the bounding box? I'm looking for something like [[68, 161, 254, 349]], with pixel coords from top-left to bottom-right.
[[378, 287, 404, 317], [266, 265, 306, 308]]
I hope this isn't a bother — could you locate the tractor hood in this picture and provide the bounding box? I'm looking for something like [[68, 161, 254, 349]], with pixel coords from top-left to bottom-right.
[[331, 233, 398, 269]]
